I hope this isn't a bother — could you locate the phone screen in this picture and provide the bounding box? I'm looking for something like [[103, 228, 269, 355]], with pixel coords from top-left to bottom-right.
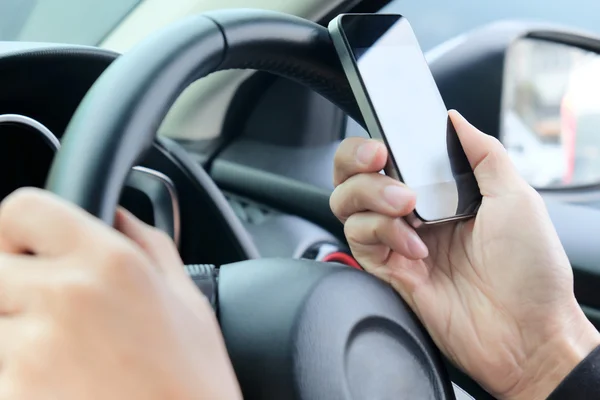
[[339, 14, 481, 222]]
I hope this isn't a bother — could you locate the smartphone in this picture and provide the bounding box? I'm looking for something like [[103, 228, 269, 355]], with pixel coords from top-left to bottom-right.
[[329, 14, 481, 227]]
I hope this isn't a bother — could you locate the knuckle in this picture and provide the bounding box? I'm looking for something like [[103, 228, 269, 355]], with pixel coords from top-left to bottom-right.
[[97, 240, 149, 284], [336, 138, 361, 161], [329, 190, 341, 217], [142, 227, 180, 257], [9, 321, 56, 379], [483, 134, 505, 153], [0, 188, 45, 217], [25, 267, 105, 314], [56, 273, 103, 307], [504, 183, 545, 214], [333, 144, 348, 170], [329, 187, 346, 219], [482, 136, 507, 161], [522, 185, 545, 207], [332, 162, 345, 188], [331, 181, 364, 221], [487, 134, 503, 148], [344, 213, 386, 246], [343, 215, 363, 244], [333, 144, 344, 166], [145, 226, 174, 247], [349, 188, 364, 213], [367, 217, 383, 241], [396, 195, 416, 216], [333, 138, 364, 183]]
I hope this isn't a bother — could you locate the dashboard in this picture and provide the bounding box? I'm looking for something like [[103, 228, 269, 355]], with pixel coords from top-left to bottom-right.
[[0, 113, 179, 244], [0, 114, 58, 200], [0, 41, 345, 269]]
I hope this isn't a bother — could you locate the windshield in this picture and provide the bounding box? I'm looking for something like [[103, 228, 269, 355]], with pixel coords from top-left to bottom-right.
[[384, 0, 600, 51], [6, 0, 600, 50], [0, 0, 140, 45]]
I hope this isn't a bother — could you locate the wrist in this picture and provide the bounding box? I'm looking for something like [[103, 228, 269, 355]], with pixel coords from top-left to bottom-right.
[[505, 313, 600, 400]]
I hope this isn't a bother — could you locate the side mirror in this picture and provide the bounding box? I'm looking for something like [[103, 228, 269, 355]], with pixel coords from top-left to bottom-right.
[[425, 22, 600, 192], [501, 36, 600, 188]]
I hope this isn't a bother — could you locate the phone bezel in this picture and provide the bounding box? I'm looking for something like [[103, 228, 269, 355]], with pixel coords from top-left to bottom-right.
[[329, 13, 479, 227]]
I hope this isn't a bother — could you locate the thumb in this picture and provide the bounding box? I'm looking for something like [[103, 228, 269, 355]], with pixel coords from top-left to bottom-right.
[[449, 110, 526, 197]]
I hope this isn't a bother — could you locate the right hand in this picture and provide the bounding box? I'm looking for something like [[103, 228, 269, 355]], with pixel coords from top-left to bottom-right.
[[0, 188, 241, 399], [330, 110, 600, 400]]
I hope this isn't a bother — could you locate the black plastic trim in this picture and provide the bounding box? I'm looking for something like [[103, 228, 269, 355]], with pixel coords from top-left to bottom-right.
[[125, 166, 180, 246], [212, 158, 343, 240], [143, 138, 261, 263]]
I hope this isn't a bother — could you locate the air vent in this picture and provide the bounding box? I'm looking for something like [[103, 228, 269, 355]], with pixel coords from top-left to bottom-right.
[[226, 194, 274, 225]]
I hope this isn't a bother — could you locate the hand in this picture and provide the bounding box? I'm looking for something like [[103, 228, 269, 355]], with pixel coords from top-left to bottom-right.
[[0, 188, 241, 399], [330, 110, 600, 400]]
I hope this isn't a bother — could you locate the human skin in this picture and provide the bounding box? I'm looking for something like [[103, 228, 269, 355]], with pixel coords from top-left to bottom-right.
[[330, 110, 600, 399]]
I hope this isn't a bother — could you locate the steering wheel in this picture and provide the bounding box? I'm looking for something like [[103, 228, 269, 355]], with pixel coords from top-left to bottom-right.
[[46, 9, 454, 399]]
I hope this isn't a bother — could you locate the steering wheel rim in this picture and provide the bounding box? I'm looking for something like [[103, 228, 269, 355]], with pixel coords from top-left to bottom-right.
[[46, 9, 363, 224], [45, 9, 454, 399]]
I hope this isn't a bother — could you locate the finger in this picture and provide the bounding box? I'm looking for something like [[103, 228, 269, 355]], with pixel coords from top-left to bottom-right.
[[344, 212, 429, 263], [112, 208, 205, 306], [449, 110, 528, 196], [330, 173, 416, 223], [333, 138, 388, 186], [0, 188, 102, 257], [114, 208, 182, 272]]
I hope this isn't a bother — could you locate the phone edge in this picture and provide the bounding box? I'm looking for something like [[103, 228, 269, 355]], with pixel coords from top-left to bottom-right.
[[328, 14, 477, 228], [329, 15, 428, 228]]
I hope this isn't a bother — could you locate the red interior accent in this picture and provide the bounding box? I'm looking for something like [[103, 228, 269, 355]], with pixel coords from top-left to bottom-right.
[[560, 97, 577, 184], [322, 252, 362, 270]]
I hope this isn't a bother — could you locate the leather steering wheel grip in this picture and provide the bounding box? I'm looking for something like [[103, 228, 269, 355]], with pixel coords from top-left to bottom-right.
[[45, 9, 455, 399], [45, 8, 363, 223]]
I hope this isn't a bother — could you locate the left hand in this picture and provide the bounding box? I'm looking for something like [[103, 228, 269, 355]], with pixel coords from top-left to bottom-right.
[[0, 188, 241, 399]]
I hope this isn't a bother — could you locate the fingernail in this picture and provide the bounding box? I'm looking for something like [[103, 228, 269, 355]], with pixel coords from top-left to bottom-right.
[[407, 233, 429, 259], [383, 185, 414, 211], [356, 141, 380, 166]]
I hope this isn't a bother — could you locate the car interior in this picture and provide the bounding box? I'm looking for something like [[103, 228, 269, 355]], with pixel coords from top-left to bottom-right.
[[3, 0, 600, 399]]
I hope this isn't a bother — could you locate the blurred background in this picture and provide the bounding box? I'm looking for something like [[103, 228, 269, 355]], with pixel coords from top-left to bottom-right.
[[501, 39, 600, 188]]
